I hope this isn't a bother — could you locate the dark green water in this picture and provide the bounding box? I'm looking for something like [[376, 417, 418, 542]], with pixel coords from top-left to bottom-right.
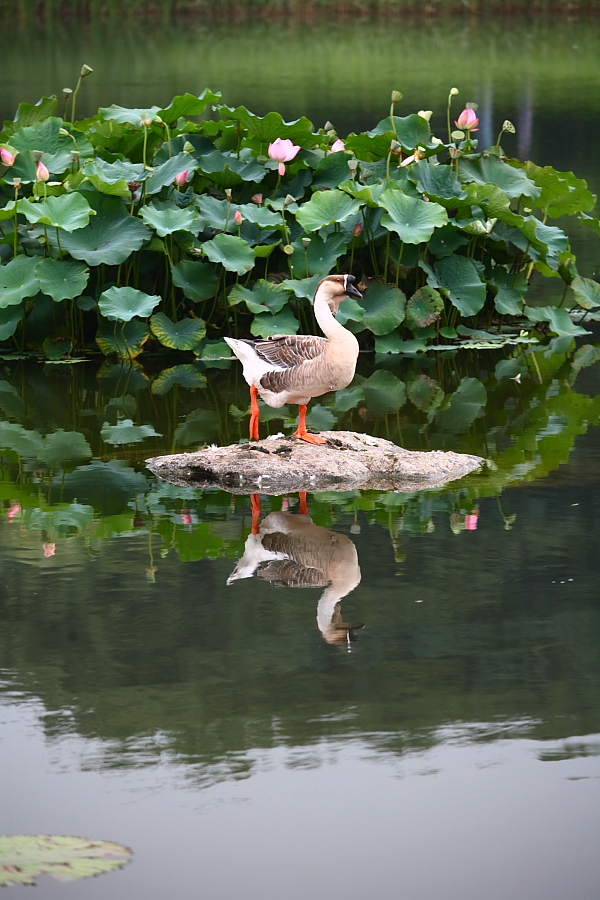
[[1, 14, 600, 899]]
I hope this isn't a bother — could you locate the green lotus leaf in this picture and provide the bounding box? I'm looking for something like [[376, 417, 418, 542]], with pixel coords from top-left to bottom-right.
[[289, 233, 346, 278], [150, 312, 206, 350], [250, 307, 300, 337], [379, 190, 448, 244], [158, 88, 221, 125], [196, 195, 230, 231], [374, 333, 427, 354], [281, 274, 322, 300], [57, 193, 151, 265], [512, 161, 596, 217], [229, 279, 291, 314], [172, 260, 218, 301], [71, 172, 131, 198], [202, 233, 255, 274], [336, 296, 365, 326], [0, 201, 18, 220], [99, 104, 161, 126], [18, 194, 94, 231], [428, 223, 470, 258], [361, 369, 407, 416], [435, 377, 487, 434], [335, 385, 365, 411], [495, 358, 527, 380], [99, 286, 161, 323], [140, 203, 201, 236], [195, 339, 233, 367], [80, 157, 148, 184], [3, 148, 38, 185], [369, 114, 433, 151], [10, 96, 58, 130], [43, 337, 73, 359], [295, 190, 362, 232], [312, 152, 352, 190], [236, 204, 282, 229], [38, 429, 92, 466], [101, 418, 161, 445], [9, 118, 93, 173], [404, 286, 444, 330], [571, 344, 600, 376], [218, 105, 317, 147], [0, 422, 43, 456], [305, 404, 337, 431], [339, 180, 386, 207], [198, 150, 266, 185], [407, 374, 444, 412], [0, 256, 40, 307], [35, 258, 89, 302], [524, 306, 591, 337], [459, 155, 541, 201], [571, 275, 600, 310], [358, 280, 406, 335], [426, 255, 487, 317], [145, 153, 200, 195], [408, 159, 467, 200], [174, 408, 221, 445], [0, 834, 131, 887], [344, 131, 393, 160], [95, 318, 152, 358], [0, 304, 23, 340], [490, 267, 527, 315], [63, 459, 148, 513], [151, 364, 207, 395]]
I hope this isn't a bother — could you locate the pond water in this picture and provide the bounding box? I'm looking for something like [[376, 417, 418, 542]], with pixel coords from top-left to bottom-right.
[[1, 13, 600, 899]]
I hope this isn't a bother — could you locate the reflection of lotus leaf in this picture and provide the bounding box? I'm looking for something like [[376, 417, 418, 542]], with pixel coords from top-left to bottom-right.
[[0, 422, 43, 457], [97, 361, 150, 394], [0, 834, 132, 887], [151, 364, 207, 395], [407, 375, 444, 412], [174, 409, 221, 445], [63, 460, 148, 515], [101, 419, 162, 445], [25, 503, 94, 537], [96, 319, 152, 359], [435, 377, 487, 434], [361, 369, 407, 416], [37, 430, 92, 467]]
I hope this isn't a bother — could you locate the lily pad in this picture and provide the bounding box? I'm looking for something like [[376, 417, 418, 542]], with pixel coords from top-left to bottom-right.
[[295, 190, 362, 232], [459, 155, 541, 201], [425, 256, 487, 317], [18, 194, 94, 232], [229, 280, 291, 314], [0, 305, 24, 341], [151, 364, 207, 394], [570, 275, 600, 310], [140, 203, 201, 237], [150, 312, 206, 350], [524, 306, 591, 337], [250, 307, 300, 337], [358, 280, 406, 335], [38, 429, 92, 466], [0, 256, 40, 308], [96, 319, 151, 358], [0, 833, 131, 886], [57, 193, 151, 266], [172, 260, 218, 302], [35, 258, 89, 302], [404, 286, 444, 330], [144, 153, 200, 195], [407, 375, 444, 411], [379, 190, 447, 244], [290, 233, 346, 277], [99, 286, 161, 323], [202, 233, 255, 275], [101, 419, 162, 445]]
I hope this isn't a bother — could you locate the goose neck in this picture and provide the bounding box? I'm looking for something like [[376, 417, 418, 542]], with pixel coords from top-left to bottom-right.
[[314, 288, 349, 341]]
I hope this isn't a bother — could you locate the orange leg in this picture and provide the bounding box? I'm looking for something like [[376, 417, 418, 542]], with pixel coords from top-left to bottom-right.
[[249, 384, 260, 441], [251, 493, 261, 535], [293, 404, 326, 445], [299, 491, 309, 516]]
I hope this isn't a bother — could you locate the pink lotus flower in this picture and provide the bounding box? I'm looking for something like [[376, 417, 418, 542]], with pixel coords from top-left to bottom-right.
[[234, 209, 243, 226], [43, 542, 56, 557], [455, 108, 479, 132], [353, 222, 363, 237], [1, 147, 16, 167], [251, 193, 263, 205], [7, 503, 21, 519], [329, 139, 346, 153], [175, 169, 189, 186], [36, 160, 50, 182], [465, 513, 479, 531], [268, 138, 301, 176]]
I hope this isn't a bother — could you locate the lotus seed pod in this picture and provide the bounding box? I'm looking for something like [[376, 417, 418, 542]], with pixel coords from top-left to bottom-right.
[[283, 244, 294, 255], [71, 150, 80, 162], [80, 64, 93, 77], [224, 189, 232, 199], [32, 150, 44, 162], [183, 141, 195, 154], [503, 120, 516, 134], [391, 90, 402, 103], [390, 140, 402, 152], [347, 159, 359, 173], [323, 121, 334, 132], [451, 130, 465, 141], [450, 87, 459, 96], [284, 194, 295, 206], [302, 237, 311, 248]]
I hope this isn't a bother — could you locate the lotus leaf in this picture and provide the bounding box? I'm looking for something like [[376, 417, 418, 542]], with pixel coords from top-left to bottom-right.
[[370, 114, 433, 150], [407, 375, 444, 411], [0, 304, 23, 340], [336, 296, 365, 326], [409, 160, 467, 200], [140, 203, 201, 236], [490, 267, 527, 315], [428, 223, 470, 258], [358, 280, 406, 335], [0, 833, 131, 887], [339, 180, 386, 207], [96, 318, 151, 358], [305, 404, 337, 431], [282, 275, 322, 301], [495, 358, 528, 380], [229, 280, 291, 315], [374, 332, 427, 354], [19, 194, 94, 232], [571, 276, 600, 310], [198, 150, 265, 185], [57, 193, 151, 266], [159, 89, 221, 125], [9, 118, 93, 174], [379, 190, 447, 244], [296, 190, 362, 232], [312, 152, 352, 190], [335, 385, 365, 411], [81, 158, 148, 184], [0, 381, 23, 423], [218, 105, 316, 147], [571, 344, 600, 375], [404, 286, 444, 330], [25, 503, 95, 537], [99, 287, 161, 323], [174, 408, 221, 444], [290, 233, 346, 278], [0, 201, 18, 220], [96, 361, 150, 393], [150, 312, 206, 350], [63, 460, 148, 514], [361, 369, 407, 415], [202, 233, 255, 275], [151, 364, 207, 395], [524, 306, 591, 337], [0, 422, 43, 456], [196, 339, 233, 367], [172, 260, 218, 301], [514, 161, 596, 217], [35, 258, 89, 302], [38, 429, 92, 466], [459, 155, 541, 201], [236, 204, 282, 229], [145, 153, 200, 195], [0, 256, 40, 307], [101, 419, 162, 445], [43, 337, 73, 359], [435, 377, 487, 434], [99, 104, 162, 127], [250, 307, 300, 337], [10, 95, 58, 129], [426, 255, 487, 317]]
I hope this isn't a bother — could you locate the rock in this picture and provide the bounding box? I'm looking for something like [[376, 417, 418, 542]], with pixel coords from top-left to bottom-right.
[[146, 431, 483, 494]]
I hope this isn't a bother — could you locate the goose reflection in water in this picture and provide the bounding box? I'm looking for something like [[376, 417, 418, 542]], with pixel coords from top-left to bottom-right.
[[227, 494, 364, 647]]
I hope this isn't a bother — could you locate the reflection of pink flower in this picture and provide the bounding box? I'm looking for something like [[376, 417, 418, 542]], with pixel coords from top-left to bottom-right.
[[268, 138, 301, 176], [329, 139, 345, 153], [465, 513, 479, 531], [43, 542, 56, 557], [1, 148, 16, 166], [7, 503, 21, 519], [36, 161, 50, 182], [455, 108, 479, 132], [175, 169, 189, 186], [180, 509, 193, 525]]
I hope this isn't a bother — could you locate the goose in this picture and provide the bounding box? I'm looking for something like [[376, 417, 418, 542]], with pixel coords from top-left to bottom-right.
[[224, 274, 362, 444]]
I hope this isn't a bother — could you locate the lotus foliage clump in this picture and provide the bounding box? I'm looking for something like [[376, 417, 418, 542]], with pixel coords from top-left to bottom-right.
[[0, 85, 598, 359]]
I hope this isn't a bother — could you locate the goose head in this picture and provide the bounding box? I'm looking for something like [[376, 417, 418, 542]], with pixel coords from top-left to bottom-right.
[[316, 274, 363, 315]]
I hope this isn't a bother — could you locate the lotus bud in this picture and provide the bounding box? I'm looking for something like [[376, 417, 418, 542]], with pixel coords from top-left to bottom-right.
[[0, 147, 16, 166], [418, 110, 433, 122], [59, 128, 70, 137], [347, 159, 359, 174], [183, 141, 195, 154], [80, 64, 93, 77], [175, 169, 189, 186], [234, 209, 243, 226], [353, 222, 363, 237], [503, 119, 516, 134], [323, 121, 334, 132], [284, 194, 295, 207], [301, 237, 311, 248], [32, 150, 44, 162], [450, 87, 459, 96], [36, 160, 50, 182], [329, 139, 346, 153], [251, 193, 263, 205], [391, 90, 402, 104], [283, 244, 294, 255]]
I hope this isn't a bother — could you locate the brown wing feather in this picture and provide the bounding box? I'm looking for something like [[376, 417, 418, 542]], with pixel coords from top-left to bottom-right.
[[241, 335, 328, 369]]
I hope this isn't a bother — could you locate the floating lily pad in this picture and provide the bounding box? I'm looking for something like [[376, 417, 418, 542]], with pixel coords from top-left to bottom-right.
[[96, 318, 151, 358], [0, 256, 40, 307], [35, 258, 89, 302], [99, 286, 161, 323], [151, 364, 207, 394], [172, 260, 218, 302], [150, 312, 206, 350], [379, 190, 447, 244], [405, 286, 444, 330], [0, 833, 131, 887], [358, 280, 406, 335], [202, 233, 255, 275]]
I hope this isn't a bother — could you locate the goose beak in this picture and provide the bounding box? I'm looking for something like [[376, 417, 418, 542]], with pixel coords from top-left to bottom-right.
[[345, 275, 362, 300]]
